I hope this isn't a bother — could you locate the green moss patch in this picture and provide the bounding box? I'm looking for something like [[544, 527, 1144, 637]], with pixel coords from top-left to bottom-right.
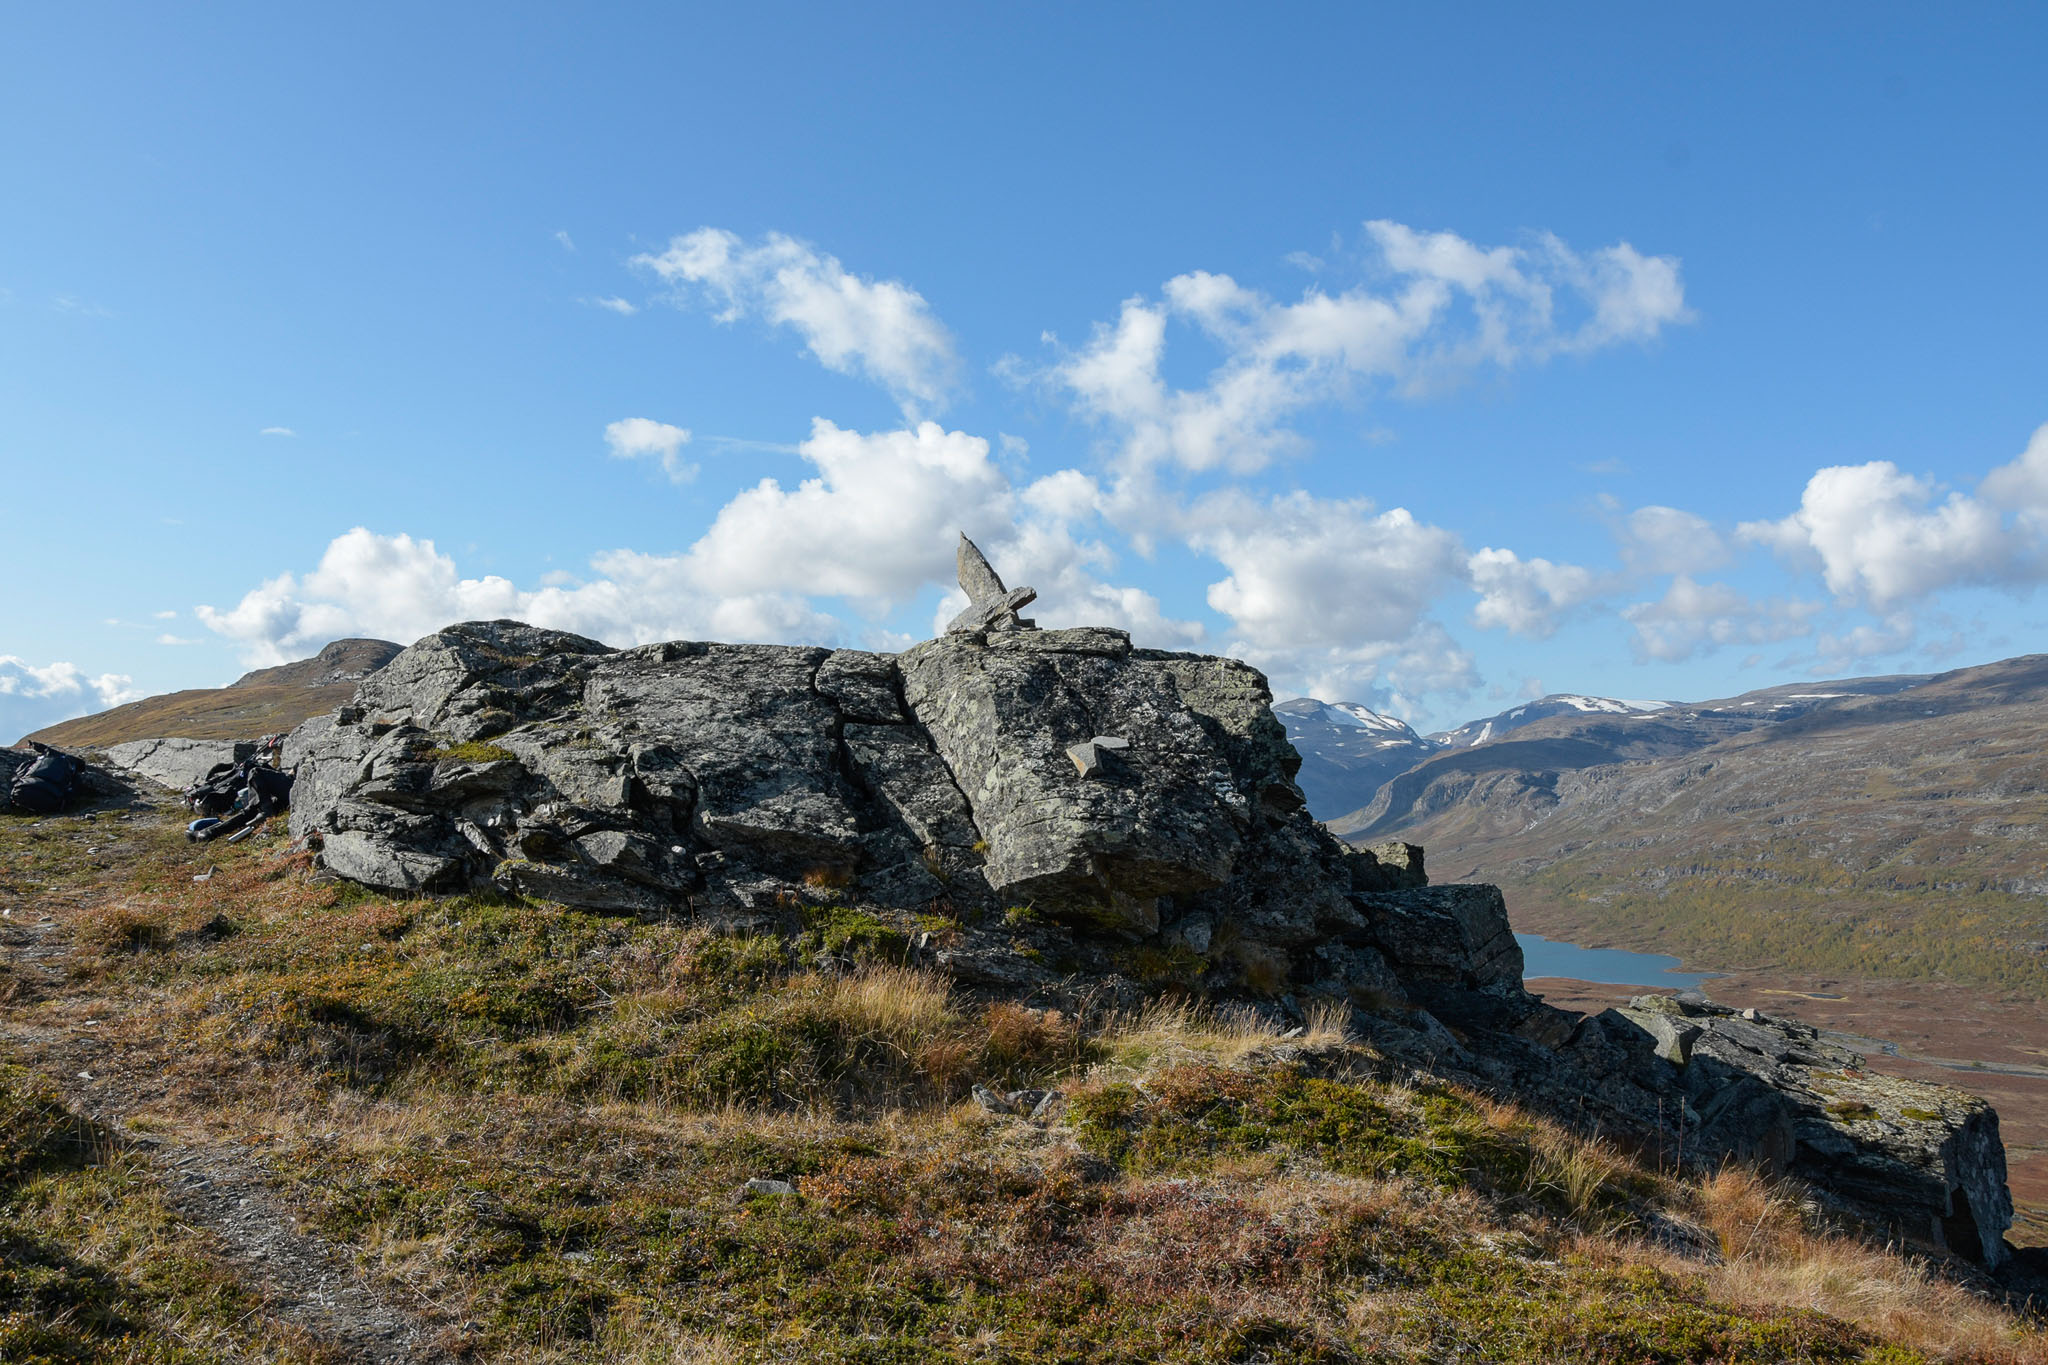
[[425, 740, 518, 764], [799, 904, 912, 962]]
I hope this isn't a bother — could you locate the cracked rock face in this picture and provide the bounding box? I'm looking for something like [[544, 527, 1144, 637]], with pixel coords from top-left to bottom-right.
[[292, 624, 920, 910], [287, 620, 1359, 937], [902, 632, 1259, 929], [1608, 994, 2014, 1268]]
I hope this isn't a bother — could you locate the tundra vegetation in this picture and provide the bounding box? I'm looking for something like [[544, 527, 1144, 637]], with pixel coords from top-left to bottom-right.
[[2, 803, 2045, 1363]]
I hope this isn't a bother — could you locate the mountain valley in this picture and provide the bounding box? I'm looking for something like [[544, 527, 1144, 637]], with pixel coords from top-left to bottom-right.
[[1297, 655, 2048, 998], [1281, 656, 2048, 1247]]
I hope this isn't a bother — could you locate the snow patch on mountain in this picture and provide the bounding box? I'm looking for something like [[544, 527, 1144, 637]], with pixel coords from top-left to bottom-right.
[[1272, 697, 1439, 819], [1432, 693, 1675, 748]]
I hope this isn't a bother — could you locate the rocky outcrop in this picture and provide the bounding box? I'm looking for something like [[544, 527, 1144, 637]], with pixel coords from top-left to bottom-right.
[[101, 738, 252, 793], [286, 615, 2024, 1277], [287, 620, 1473, 1012], [1, 745, 145, 812], [228, 637, 401, 690], [287, 621, 1372, 974], [1375, 988, 2014, 1270]]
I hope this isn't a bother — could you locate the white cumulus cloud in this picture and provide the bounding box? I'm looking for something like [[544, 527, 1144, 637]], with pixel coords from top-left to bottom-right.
[[1192, 490, 1467, 651], [1739, 423, 2048, 609], [1180, 488, 1475, 702], [1814, 612, 1921, 667], [198, 419, 1201, 665], [1739, 463, 2013, 607], [0, 656, 141, 741], [1046, 220, 1691, 475], [1467, 547, 1602, 637], [683, 419, 1012, 604], [195, 528, 838, 666], [604, 417, 696, 483], [633, 229, 959, 417], [1621, 576, 1821, 663], [1612, 503, 1727, 577]]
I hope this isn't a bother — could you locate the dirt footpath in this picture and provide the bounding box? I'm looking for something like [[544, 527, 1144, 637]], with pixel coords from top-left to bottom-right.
[[1, 804, 456, 1363]]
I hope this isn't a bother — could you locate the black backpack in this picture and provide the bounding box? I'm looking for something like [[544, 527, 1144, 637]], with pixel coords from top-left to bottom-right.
[[184, 761, 249, 817], [245, 763, 294, 813], [9, 745, 84, 815]]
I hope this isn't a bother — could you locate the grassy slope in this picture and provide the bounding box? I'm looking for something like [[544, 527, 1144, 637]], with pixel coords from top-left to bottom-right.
[[20, 681, 366, 748], [1364, 665, 2048, 998], [20, 638, 400, 748], [1, 805, 2043, 1362]]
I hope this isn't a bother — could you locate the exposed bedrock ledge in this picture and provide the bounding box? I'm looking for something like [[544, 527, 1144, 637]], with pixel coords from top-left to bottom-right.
[[288, 619, 1354, 942], [286, 617, 2022, 1277], [101, 737, 253, 792]]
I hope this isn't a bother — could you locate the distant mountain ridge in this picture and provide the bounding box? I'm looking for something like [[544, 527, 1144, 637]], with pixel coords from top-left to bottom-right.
[[1269, 697, 1437, 820], [20, 638, 401, 748], [1328, 672, 1929, 839], [1430, 693, 1673, 749], [1289, 655, 2048, 997], [1276, 690, 1688, 821]]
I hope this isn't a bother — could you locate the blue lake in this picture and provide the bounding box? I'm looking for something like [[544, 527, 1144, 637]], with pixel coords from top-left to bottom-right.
[[1516, 932, 1716, 990]]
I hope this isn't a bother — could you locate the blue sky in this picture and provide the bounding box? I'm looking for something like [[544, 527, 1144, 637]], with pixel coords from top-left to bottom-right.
[[5, 4, 2047, 740]]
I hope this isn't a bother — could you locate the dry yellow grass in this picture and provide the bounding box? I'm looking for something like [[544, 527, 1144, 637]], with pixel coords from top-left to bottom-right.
[[1587, 1166, 2048, 1363], [12, 805, 2048, 1362], [1097, 997, 1297, 1068], [820, 964, 958, 1043]]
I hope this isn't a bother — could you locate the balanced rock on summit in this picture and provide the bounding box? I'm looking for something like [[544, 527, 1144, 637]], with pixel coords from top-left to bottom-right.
[[286, 619, 1360, 950]]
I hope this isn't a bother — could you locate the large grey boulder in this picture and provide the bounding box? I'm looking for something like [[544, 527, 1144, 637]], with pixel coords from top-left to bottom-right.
[[1359, 883, 1523, 990], [899, 631, 1309, 932], [290, 624, 881, 906]]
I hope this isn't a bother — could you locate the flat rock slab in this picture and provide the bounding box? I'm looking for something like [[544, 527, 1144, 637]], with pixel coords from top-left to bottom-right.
[[101, 738, 252, 792], [1594, 993, 2014, 1268]]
